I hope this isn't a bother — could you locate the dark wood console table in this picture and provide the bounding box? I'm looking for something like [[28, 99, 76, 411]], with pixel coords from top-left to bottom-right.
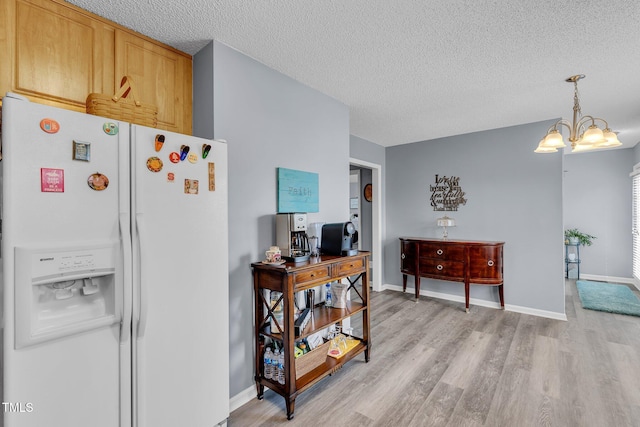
[[399, 238, 504, 312], [251, 252, 370, 419]]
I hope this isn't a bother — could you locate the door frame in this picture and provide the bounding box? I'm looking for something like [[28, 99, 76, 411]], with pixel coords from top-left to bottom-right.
[[349, 157, 383, 292]]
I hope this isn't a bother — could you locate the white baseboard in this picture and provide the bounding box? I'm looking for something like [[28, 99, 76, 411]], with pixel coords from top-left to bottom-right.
[[578, 273, 639, 290], [229, 385, 257, 413], [382, 283, 567, 321]]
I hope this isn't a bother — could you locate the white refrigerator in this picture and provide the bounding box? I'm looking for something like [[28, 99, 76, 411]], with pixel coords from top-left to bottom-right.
[[0, 94, 229, 427]]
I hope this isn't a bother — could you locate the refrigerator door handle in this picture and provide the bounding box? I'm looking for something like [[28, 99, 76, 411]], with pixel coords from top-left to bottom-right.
[[136, 213, 149, 338], [120, 212, 132, 343]]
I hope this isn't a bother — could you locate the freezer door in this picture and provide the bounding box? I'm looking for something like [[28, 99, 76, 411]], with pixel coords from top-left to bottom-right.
[[1, 97, 131, 427], [131, 125, 229, 427]]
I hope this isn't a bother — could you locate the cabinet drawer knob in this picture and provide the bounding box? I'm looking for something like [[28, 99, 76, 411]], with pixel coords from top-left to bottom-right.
[[488, 260, 494, 267], [436, 249, 444, 255], [437, 264, 443, 271], [401, 253, 406, 259]]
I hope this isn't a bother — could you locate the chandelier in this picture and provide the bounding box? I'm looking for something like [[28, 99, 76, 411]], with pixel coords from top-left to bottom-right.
[[534, 74, 621, 153]]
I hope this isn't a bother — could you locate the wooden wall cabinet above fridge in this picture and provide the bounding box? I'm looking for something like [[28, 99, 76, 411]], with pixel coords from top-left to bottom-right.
[[0, 0, 193, 135]]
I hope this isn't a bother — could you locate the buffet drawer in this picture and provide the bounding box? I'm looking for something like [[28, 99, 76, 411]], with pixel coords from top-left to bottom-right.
[[419, 259, 465, 279], [419, 243, 465, 260]]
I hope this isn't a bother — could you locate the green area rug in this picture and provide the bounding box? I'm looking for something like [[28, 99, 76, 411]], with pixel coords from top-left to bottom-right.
[[576, 280, 640, 317]]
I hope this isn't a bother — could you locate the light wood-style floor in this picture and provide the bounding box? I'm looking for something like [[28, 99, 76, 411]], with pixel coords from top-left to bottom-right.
[[230, 280, 640, 426]]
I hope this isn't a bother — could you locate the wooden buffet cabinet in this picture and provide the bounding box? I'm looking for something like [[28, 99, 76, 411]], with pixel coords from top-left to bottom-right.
[[251, 252, 370, 420], [0, 0, 193, 134], [399, 238, 504, 312]]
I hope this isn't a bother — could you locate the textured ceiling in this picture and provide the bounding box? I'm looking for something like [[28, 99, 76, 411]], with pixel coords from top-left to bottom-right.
[[67, 0, 640, 149]]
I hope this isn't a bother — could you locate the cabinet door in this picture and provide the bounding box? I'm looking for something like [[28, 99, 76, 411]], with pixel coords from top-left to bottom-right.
[[469, 245, 503, 282], [400, 240, 415, 274], [3, 0, 113, 110], [115, 30, 192, 134]]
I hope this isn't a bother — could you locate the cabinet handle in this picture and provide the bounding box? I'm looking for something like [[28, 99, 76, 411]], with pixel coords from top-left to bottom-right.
[[488, 260, 494, 267], [437, 264, 443, 271], [401, 253, 406, 259], [436, 249, 444, 255]]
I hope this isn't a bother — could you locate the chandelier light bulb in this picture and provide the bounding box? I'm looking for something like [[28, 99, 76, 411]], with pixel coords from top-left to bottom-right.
[[598, 129, 622, 148], [541, 129, 566, 148], [580, 125, 606, 145]]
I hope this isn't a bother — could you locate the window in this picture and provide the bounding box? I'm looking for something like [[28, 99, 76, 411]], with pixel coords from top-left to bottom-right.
[[631, 164, 640, 281]]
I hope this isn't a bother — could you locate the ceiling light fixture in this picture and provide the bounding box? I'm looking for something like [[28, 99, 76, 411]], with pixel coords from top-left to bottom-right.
[[534, 74, 621, 153]]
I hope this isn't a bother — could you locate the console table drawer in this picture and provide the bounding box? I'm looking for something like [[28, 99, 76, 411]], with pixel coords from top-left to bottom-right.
[[294, 266, 331, 286], [419, 259, 465, 279], [419, 243, 465, 260], [334, 257, 365, 277]]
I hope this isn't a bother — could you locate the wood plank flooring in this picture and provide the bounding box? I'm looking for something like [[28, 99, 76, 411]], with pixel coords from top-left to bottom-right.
[[229, 280, 640, 426]]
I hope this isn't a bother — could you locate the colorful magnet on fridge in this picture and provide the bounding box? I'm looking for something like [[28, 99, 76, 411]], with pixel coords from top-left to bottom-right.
[[40, 118, 60, 134], [208, 162, 216, 191], [179, 145, 190, 161], [87, 172, 109, 191], [41, 168, 64, 193], [103, 122, 119, 135], [184, 179, 199, 195], [155, 134, 165, 152], [202, 144, 211, 159], [187, 153, 198, 164], [146, 157, 163, 172], [168, 152, 180, 164], [167, 172, 175, 183], [72, 140, 91, 161]]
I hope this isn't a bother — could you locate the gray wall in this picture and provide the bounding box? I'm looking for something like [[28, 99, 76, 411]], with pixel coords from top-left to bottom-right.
[[384, 120, 565, 315], [194, 41, 350, 397], [563, 149, 634, 277]]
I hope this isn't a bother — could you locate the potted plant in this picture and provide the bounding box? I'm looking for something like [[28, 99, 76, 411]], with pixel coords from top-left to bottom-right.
[[564, 228, 596, 246]]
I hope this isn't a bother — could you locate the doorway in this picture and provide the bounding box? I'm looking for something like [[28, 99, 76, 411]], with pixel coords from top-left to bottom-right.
[[349, 158, 382, 292]]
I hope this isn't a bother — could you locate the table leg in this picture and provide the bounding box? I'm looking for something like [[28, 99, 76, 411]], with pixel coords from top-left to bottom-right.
[[499, 284, 504, 309], [465, 281, 470, 313], [286, 398, 296, 420], [415, 276, 420, 301], [402, 274, 407, 292]]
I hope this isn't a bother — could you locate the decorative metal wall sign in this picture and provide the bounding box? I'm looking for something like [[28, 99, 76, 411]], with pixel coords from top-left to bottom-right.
[[430, 174, 467, 211]]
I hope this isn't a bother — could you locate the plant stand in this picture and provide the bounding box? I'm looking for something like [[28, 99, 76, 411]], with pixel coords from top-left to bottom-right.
[[565, 243, 580, 279]]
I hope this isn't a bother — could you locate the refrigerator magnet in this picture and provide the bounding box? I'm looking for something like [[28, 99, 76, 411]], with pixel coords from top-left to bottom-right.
[[168, 152, 180, 163], [179, 145, 190, 161], [155, 134, 165, 151], [146, 157, 163, 172], [41, 168, 64, 192], [103, 122, 119, 135], [167, 172, 175, 183], [202, 144, 211, 159], [208, 162, 216, 191], [184, 179, 199, 195], [87, 173, 109, 191], [187, 153, 198, 164], [40, 118, 60, 134], [72, 140, 91, 161]]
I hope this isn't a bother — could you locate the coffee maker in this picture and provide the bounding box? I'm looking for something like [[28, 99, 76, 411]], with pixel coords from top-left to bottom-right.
[[276, 213, 310, 262], [321, 222, 358, 256]]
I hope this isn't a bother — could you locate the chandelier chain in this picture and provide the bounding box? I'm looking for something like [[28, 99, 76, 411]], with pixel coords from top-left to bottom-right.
[[573, 80, 581, 117]]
